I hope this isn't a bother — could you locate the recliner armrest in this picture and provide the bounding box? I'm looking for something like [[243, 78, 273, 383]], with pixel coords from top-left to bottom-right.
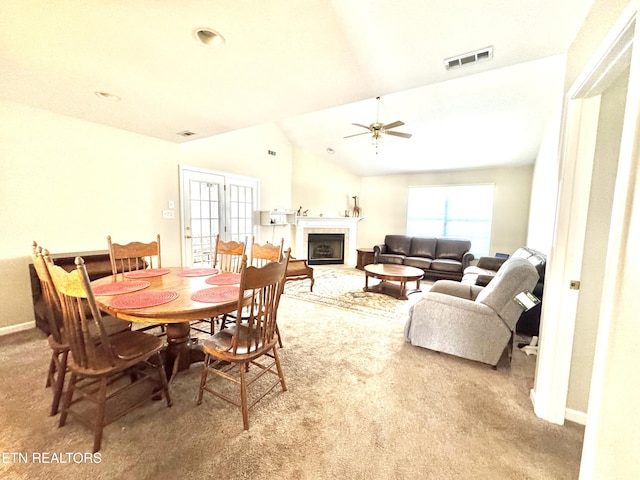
[[429, 280, 483, 300], [475, 274, 494, 287], [476, 256, 507, 271]]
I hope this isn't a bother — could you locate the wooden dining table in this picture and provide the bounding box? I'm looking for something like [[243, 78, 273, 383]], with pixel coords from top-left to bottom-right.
[[91, 267, 248, 379]]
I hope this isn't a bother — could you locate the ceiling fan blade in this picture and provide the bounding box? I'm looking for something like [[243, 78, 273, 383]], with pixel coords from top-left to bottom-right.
[[343, 131, 371, 139], [386, 131, 412, 139], [383, 120, 404, 130], [352, 123, 371, 130]]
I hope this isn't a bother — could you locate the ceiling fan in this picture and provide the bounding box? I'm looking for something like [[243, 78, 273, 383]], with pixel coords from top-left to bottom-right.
[[343, 96, 412, 144]]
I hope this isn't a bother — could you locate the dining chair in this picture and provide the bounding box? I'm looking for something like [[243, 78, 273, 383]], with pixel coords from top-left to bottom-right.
[[212, 234, 246, 273], [191, 235, 247, 335], [31, 242, 131, 416], [107, 234, 161, 275], [248, 236, 285, 346], [107, 234, 164, 335], [250, 236, 283, 267], [48, 255, 172, 453], [197, 249, 290, 429]]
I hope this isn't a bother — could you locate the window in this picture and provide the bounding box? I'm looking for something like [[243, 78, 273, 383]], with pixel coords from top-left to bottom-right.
[[406, 184, 494, 256]]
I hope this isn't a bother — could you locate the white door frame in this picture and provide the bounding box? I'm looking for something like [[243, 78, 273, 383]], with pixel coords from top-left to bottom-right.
[[178, 165, 259, 266], [532, 5, 637, 425]]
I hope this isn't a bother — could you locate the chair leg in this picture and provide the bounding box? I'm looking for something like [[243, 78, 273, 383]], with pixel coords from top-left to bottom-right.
[[197, 354, 210, 405], [50, 350, 68, 416], [240, 363, 249, 430], [45, 353, 57, 388], [93, 378, 108, 453], [272, 346, 287, 392], [59, 372, 76, 427], [275, 323, 283, 348], [155, 352, 172, 407]]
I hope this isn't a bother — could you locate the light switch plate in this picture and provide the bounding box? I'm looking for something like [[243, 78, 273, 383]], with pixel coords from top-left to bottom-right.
[[168, 200, 175, 209], [162, 210, 175, 219]]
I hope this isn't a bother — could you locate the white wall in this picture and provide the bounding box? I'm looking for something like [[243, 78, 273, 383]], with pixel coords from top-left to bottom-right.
[[568, 69, 627, 416], [358, 166, 534, 257]]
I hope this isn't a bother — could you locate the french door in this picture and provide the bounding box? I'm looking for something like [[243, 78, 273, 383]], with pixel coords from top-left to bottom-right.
[[179, 166, 258, 267]]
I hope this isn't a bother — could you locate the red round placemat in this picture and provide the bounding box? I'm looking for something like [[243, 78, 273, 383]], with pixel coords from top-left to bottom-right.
[[110, 290, 179, 309], [191, 286, 240, 304], [205, 272, 242, 285], [93, 280, 151, 296], [124, 268, 171, 279], [177, 267, 219, 277]]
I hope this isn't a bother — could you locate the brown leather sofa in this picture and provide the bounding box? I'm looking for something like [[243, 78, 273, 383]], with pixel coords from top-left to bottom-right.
[[373, 235, 474, 281]]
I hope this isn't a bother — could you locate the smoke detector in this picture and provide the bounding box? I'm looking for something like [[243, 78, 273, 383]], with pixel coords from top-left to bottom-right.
[[444, 46, 493, 70]]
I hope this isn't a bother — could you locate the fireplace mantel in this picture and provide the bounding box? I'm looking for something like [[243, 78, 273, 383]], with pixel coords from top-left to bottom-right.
[[295, 216, 364, 266]]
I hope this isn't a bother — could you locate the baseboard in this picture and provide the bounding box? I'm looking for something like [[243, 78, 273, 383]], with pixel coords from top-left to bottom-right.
[[0, 321, 35, 336], [530, 387, 536, 408], [565, 407, 587, 425]]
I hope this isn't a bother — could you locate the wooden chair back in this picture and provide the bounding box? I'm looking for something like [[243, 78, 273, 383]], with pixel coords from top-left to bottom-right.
[[107, 234, 161, 275], [250, 236, 283, 267], [31, 242, 65, 345], [47, 255, 117, 369], [212, 234, 246, 273], [230, 249, 290, 355]]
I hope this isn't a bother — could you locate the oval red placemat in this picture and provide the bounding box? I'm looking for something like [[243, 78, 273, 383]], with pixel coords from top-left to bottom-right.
[[205, 272, 242, 285], [191, 286, 240, 304], [110, 290, 179, 309], [124, 268, 171, 279], [177, 267, 219, 277], [93, 280, 151, 296]]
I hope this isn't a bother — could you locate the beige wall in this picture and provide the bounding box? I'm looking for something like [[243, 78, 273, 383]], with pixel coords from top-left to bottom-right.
[[178, 123, 295, 250], [291, 146, 362, 218], [0, 101, 295, 329], [357, 166, 534, 257]]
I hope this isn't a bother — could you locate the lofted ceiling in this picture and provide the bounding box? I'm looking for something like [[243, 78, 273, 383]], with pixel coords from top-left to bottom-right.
[[0, 1, 594, 176]]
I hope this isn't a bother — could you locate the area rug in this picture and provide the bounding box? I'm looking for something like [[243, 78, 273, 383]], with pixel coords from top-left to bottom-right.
[[283, 266, 430, 322]]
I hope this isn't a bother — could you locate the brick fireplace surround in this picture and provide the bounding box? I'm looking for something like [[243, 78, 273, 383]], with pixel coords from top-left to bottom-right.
[[295, 216, 364, 267]]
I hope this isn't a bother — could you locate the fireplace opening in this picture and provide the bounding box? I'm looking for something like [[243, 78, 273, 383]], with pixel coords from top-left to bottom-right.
[[308, 233, 345, 265]]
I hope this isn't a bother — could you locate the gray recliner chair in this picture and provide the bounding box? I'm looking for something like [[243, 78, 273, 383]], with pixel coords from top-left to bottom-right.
[[404, 257, 539, 367]]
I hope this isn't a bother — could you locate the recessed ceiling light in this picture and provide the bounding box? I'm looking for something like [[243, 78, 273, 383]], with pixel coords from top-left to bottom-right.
[[326, 148, 335, 154], [94, 91, 120, 101], [194, 27, 226, 48]]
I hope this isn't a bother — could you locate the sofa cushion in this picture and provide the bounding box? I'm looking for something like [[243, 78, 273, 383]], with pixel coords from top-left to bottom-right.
[[404, 256, 433, 270], [384, 235, 412, 255], [435, 238, 472, 261], [377, 254, 406, 265], [430, 259, 463, 273], [409, 237, 437, 259]]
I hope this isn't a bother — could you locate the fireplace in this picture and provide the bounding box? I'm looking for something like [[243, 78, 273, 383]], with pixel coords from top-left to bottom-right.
[[308, 233, 345, 265]]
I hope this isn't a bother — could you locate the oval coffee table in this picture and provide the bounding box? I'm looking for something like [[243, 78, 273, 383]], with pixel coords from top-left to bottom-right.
[[363, 264, 424, 300]]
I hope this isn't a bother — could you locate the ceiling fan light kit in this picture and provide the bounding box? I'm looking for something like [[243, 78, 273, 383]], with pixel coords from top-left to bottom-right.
[[344, 96, 412, 151]]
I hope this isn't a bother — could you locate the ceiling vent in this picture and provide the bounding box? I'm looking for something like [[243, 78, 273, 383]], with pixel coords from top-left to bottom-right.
[[444, 46, 493, 70], [177, 130, 197, 137]]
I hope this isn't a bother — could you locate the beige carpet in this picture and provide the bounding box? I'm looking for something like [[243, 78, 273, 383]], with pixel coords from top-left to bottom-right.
[[0, 270, 584, 479]]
